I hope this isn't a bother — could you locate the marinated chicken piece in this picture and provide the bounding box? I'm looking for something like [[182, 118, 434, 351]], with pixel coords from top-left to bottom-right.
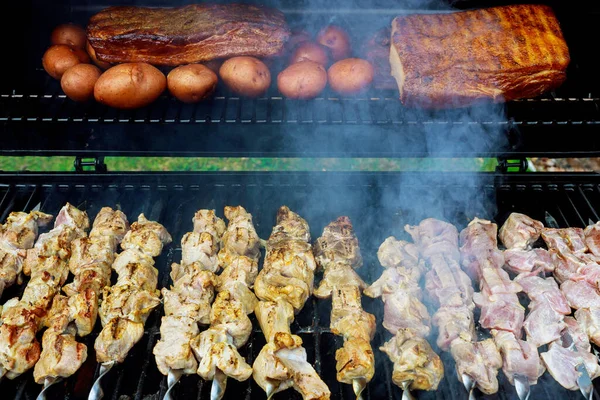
[[459, 218, 505, 282], [255, 208, 316, 312], [162, 269, 216, 325], [450, 338, 503, 395], [23, 225, 87, 276], [336, 337, 374, 384], [69, 235, 116, 274], [193, 209, 226, 240], [62, 263, 112, 297], [89, 207, 129, 243], [474, 274, 525, 334], [313, 216, 362, 269], [195, 332, 253, 381], [314, 262, 367, 299], [99, 285, 160, 326], [111, 255, 159, 291], [68, 288, 97, 337], [330, 286, 376, 342], [253, 340, 295, 396], [33, 328, 87, 383], [542, 227, 587, 254], [574, 308, 600, 347], [550, 250, 600, 287], [504, 248, 554, 276], [216, 255, 258, 313], [95, 318, 144, 363], [382, 290, 430, 338], [561, 279, 600, 309], [377, 237, 420, 270], [218, 206, 261, 267], [209, 291, 252, 348], [565, 315, 594, 353], [153, 316, 199, 375], [0, 323, 41, 379], [255, 300, 294, 342], [517, 275, 570, 347], [54, 203, 90, 231], [425, 254, 474, 309], [121, 213, 172, 256], [0, 211, 53, 297], [405, 218, 460, 261], [499, 213, 544, 250], [275, 342, 331, 400], [584, 221, 600, 257], [365, 264, 423, 299], [492, 330, 545, 386], [431, 305, 476, 350], [541, 341, 600, 391], [181, 231, 220, 272], [380, 329, 444, 391]]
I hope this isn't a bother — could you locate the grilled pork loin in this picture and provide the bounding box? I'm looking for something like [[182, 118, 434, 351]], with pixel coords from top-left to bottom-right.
[[390, 5, 570, 108], [87, 4, 290, 66]]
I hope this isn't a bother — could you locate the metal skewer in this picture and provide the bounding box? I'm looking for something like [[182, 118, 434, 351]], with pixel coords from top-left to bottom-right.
[[265, 381, 276, 400], [514, 375, 531, 400], [562, 328, 595, 400], [588, 219, 596, 226], [461, 373, 476, 400], [353, 377, 367, 400], [400, 380, 415, 400], [545, 211, 560, 229], [36, 377, 62, 400], [210, 369, 227, 400], [163, 369, 183, 400], [88, 361, 115, 400]]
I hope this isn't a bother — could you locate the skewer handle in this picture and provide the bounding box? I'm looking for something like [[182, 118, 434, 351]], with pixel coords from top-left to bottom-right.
[[88, 362, 114, 400], [36, 377, 62, 400], [164, 369, 183, 400]]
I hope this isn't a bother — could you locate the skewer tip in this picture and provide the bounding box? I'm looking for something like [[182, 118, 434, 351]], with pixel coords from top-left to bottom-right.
[[400, 380, 416, 400], [164, 369, 183, 400], [461, 373, 476, 400], [514, 375, 531, 400], [353, 378, 367, 400], [36, 377, 62, 400], [589, 218, 596, 226], [210, 369, 227, 400], [88, 361, 115, 400], [265, 382, 276, 400]]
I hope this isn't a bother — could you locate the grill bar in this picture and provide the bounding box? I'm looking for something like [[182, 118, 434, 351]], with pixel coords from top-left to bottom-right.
[[0, 172, 599, 399]]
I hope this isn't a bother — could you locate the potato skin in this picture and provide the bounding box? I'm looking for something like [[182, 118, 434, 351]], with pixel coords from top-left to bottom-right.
[[42, 45, 90, 80], [86, 41, 112, 70], [317, 25, 351, 61], [167, 64, 218, 103], [277, 61, 327, 99], [51, 24, 86, 49], [290, 42, 329, 66], [60, 64, 101, 102], [328, 58, 374, 95], [219, 57, 271, 97], [94, 63, 167, 109]]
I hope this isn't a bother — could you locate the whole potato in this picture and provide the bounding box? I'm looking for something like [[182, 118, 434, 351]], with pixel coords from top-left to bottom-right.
[[219, 57, 271, 97], [328, 58, 374, 95], [42, 44, 90, 79], [51, 23, 86, 49], [317, 25, 351, 61], [94, 63, 166, 109], [168, 64, 218, 103], [86, 41, 112, 70], [277, 61, 327, 99], [286, 30, 311, 52], [290, 42, 329, 66], [61, 64, 101, 102]]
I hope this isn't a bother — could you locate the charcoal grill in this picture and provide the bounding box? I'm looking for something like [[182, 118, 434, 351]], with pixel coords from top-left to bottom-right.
[[3, 0, 600, 399]]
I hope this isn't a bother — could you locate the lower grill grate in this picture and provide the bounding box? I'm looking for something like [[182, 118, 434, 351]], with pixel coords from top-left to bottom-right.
[[1, 172, 600, 400]]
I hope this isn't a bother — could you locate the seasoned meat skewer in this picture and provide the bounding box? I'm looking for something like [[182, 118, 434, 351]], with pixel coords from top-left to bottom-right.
[[253, 206, 330, 400], [189, 206, 260, 400], [314, 217, 377, 398], [406, 218, 502, 397], [34, 208, 129, 390], [0, 210, 53, 297], [153, 209, 225, 396], [89, 214, 172, 399], [365, 236, 443, 397], [0, 203, 89, 380], [461, 218, 544, 400]]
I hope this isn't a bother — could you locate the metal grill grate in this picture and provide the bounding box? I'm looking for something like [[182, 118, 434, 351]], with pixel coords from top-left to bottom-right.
[[0, 172, 600, 399]]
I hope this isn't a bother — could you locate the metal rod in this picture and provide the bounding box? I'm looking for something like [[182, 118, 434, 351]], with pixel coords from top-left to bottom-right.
[[265, 382, 276, 400], [353, 377, 367, 400], [88, 361, 115, 400], [545, 211, 560, 229], [514, 375, 531, 400], [588, 218, 595, 226], [36, 377, 62, 400], [461, 373, 476, 400], [400, 380, 415, 400], [163, 369, 183, 400], [210, 369, 227, 400]]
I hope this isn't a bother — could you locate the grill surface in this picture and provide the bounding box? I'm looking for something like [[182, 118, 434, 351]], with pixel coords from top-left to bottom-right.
[[3, 1, 600, 158], [0, 172, 600, 400]]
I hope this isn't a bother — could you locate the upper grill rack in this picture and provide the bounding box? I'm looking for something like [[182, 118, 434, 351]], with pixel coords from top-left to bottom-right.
[[0, 172, 600, 400]]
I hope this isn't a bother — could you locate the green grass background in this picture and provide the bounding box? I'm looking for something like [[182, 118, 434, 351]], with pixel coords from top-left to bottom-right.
[[0, 157, 499, 172]]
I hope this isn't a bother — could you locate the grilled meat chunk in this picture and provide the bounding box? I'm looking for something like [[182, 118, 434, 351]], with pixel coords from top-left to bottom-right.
[[87, 4, 290, 66], [584, 221, 600, 257], [390, 5, 570, 108], [121, 213, 172, 257], [499, 213, 544, 250], [380, 329, 443, 391], [492, 330, 545, 385], [313, 216, 362, 270], [504, 248, 554, 276], [450, 338, 503, 395], [542, 227, 587, 254], [33, 328, 87, 384], [218, 206, 261, 268]]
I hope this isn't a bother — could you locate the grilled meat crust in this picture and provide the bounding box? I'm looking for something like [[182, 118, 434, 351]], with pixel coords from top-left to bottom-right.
[[390, 5, 570, 108], [87, 4, 290, 66]]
